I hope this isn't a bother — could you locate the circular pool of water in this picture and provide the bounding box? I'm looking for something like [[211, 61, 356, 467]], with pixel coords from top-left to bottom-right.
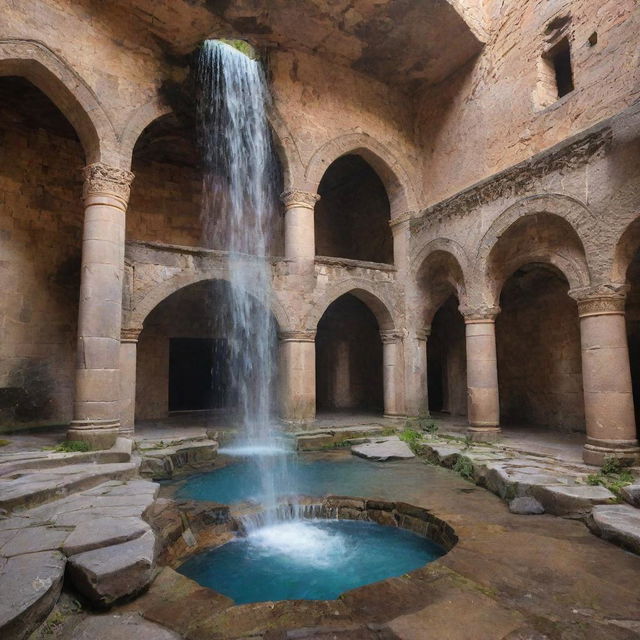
[[177, 519, 444, 603]]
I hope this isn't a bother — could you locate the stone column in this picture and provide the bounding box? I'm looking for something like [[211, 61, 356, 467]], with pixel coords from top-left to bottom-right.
[[380, 330, 405, 418], [67, 163, 134, 449], [404, 327, 430, 416], [462, 306, 501, 441], [279, 330, 316, 422], [281, 190, 320, 260], [119, 327, 141, 438], [389, 211, 414, 276], [571, 288, 640, 465]]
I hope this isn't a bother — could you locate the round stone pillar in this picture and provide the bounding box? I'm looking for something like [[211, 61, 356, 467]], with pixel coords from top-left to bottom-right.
[[281, 190, 320, 260], [279, 330, 316, 422], [380, 330, 405, 418], [462, 306, 501, 441], [404, 327, 430, 416], [67, 163, 134, 449], [119, 327, 142, 438], [571, 288, 640, 466]]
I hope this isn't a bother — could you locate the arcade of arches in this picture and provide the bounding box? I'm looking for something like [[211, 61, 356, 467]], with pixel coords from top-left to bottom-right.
[[2, 1, 640, 470]]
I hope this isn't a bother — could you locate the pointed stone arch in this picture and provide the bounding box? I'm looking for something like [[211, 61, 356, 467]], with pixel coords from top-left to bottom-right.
[[304, 132, 418, 217], [0, 39, 118, 166], [305, 279, 397, 331]]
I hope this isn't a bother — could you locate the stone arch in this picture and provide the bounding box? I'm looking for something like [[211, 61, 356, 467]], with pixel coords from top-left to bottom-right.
[[304, 132, 418, 217], [611, 215, 640, 283], [412, 238, 470, 323], [119, 97, 301, 187], [478, 195, 592, 303], [128, 272, 290, 331], [0, 39, 118, 166], [119, 97, 172, 169], [305, 279, 396, 331]]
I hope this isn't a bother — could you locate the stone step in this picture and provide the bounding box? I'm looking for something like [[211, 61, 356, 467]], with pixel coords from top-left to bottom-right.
[[0, 437, 132, 478], [138, 440, 218, 480], [0, 478, 160, 639], [587, 504, 640, 555], [0, 461, 140, 513], [351, 436, 415, 461], [0, 550, 66, 640], [295, 426, 389, 451]]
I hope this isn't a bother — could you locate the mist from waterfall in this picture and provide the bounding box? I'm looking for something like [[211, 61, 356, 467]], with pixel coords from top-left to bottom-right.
[[196, 40, 288, 514]]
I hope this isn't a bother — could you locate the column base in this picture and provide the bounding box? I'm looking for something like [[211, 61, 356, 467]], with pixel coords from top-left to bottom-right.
[[118, 425, 135, 439], [583, 438, 640, 467], [467, 425, 501, 443], [383, 413, 407, 420], [67, 420, 120, 450]]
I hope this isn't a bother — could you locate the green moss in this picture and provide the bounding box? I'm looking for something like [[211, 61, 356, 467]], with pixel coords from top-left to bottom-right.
[[54, 440, 90, 453], [217, 39, 258, 60], [0, 439, 10, 447], [399, 428, 423, 453]]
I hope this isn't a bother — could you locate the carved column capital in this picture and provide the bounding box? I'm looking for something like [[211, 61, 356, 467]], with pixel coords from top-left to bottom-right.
[[279, 329, 316, 343], [280, 190, 320, 210], [569, 284, 628, 317], [120, 327, 142, 343], [83, 163, 135, 207], [460, 305, 501, 323], [415, 327, 431, 341], [380, 329, 404, 344]]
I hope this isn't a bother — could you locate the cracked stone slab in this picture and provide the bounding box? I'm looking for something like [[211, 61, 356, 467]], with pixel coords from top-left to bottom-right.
[[587, 504, 640, 555], [0, 525, 69, 557], [532, 484, 615, 516], [67, 530, 157, 606], [351, 437, 415, 461], [63, 517, 151, 556], [0, 550, 65, 640]]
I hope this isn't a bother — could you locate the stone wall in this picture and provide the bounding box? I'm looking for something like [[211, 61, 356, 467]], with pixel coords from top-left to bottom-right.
[[417, 0, 640, 205], [0, 78, 83, 429]]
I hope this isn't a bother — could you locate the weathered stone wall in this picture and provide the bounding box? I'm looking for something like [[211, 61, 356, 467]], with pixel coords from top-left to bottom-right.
[[417, 0, 640, 205], [127, 160, 202, 248], [0, 81, 83, 428]]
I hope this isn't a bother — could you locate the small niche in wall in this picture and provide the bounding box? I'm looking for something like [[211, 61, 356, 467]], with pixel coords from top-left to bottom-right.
[[535, 36, 575, 109]]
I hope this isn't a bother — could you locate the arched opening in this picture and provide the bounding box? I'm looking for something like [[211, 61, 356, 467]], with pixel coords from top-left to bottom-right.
[[0, 76, 84, 430], [625, 249, 640, 437], [315, 294, 383, 416], [127, 108, 285, 254], [496, 264, 584, 431], [135, 280, 278, 424], [128, 113, 203, 247], [315, 155, 393, 264], [428, 296, 467, 417]]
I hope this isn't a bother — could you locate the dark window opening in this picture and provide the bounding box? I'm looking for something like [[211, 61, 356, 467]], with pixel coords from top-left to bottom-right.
[[550, 38, 574, 99], [169, 338, 231, 411]]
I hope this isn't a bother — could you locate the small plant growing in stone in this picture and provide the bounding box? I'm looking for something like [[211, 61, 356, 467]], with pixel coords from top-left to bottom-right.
[[0, 439, 10, 447], [399, 428, 422, 453], [54, 440, 90, 453], [453, 456, 474, 481], [586, 456, 635, 499]]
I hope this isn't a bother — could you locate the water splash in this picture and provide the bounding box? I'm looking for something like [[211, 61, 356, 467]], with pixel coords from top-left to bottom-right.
[[197, 40, 285, 515]]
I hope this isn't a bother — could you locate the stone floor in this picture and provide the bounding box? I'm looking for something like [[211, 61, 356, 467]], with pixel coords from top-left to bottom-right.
[[2, 416, 640, 639]]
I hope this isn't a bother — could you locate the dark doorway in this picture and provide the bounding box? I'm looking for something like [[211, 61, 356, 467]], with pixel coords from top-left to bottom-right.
[[169, 338, 230, 411]]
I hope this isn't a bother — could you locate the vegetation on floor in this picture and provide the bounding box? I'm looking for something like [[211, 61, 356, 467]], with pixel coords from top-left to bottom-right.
[[399, 428, 423, 453], [586, 456, 635, 499], [53, 440, 90, 453], [0, 438, 10, 447], [452, 456, 475, 481]]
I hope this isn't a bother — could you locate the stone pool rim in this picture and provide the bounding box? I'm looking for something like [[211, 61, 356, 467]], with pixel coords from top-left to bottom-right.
[[159, 494, 458, 608]]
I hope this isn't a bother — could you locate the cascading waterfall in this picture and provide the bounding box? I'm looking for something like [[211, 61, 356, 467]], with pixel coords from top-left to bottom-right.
[[197, 40, 288, 516]]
